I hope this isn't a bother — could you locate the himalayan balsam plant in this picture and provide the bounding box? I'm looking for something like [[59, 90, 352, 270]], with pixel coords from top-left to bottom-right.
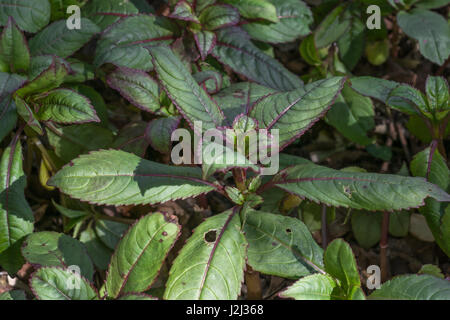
[[0, 0, 449, 301]]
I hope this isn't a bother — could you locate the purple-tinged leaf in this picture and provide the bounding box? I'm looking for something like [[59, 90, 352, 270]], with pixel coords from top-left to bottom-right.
[[84, 0, 139, 30], [194, 30, 216, 61], [0, 17, 30, 74], [198, 4, 240, 30], [169, 1, 199, 23], [0, 0, 50, 33], [0, 72, 26, 143], [147, 116, 181, 154]]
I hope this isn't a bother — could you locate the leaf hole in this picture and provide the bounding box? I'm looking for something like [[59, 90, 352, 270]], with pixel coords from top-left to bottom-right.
[[162, 231, 168, 236], [204, 230, 217, 243], [285, 228, 292, 234]]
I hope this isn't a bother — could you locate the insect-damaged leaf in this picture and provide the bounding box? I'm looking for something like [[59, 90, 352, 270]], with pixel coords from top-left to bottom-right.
[[106, 212, 180, 298], [164, 209, 246, 300], [48, 149, 216, 206]]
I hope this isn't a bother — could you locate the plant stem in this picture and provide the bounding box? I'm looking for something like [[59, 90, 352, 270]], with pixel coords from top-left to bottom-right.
[[245, 265, 262, 300], [380, 211, 390, 283], [321, 204, 328, 250]]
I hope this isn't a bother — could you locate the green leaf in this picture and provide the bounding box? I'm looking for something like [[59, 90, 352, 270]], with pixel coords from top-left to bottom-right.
[[148, 45, 224, 131], [27, 55, 70, 81], [349, 76, 398, 104], [30, 267, 98, 300], [146, 116, 181, 154], [112, 121, 152, 156], [325, 84, 374, 146], [314, 5, 351, 48], [213, 82, 276, 127], [418, 264, 445, 279], [397, 9, 450, 66], [169, 1, 199, 23], [14, 96, 43, 135], [243, 0, 313, 44], [46, 123, 114, 163], [222, 0, 278, 22], [415, 0, 450, 9], [106, 67, 160, 113], [95, 220, 128, 250], [425, 76, 449, 114], [48, 149, 216, 206], [410, 145, 450, 255], [250, 77, 345, 149], [106, 212, 180, 298], [299, 34, 321, 66], [212, 27, 303, 91], [280, 274, 338, 300], [15, 57, 69, 98], [0, 289, 26, 300], [199, 4, 239, 30], [274, 162, 450, 211], [0, 17, 30, 73], [94, 15, 176, 70], [369, 274, 450, 300], [0, 72, 25, 143], [389, 211, 410, 237], [0, 141, 34, 254], [324, 239, 360, 296], [52, 200, 89, 219], [35, 89, 99, 124], [0, 0, 50, 33], [64, 58, 96, 83], [351, 211, 381, 249], [118, 293, 157, 300], [337, 16, 365, 70], [164, 209, 246, 300], [0, 236, 26, 275], [244, 210, 324, 278], [79, 227, 112, 271], [29, 18, 100, 58], [21, 231, 94, 281], [84, 0, 138, 30], [193, 30, 216, 61]]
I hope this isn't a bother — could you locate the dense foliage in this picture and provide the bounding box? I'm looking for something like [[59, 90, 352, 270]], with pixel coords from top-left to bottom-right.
[[0, 0, 449, 300]]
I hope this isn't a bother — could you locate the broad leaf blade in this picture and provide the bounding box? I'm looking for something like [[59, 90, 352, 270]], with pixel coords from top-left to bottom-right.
[[106, 212, 180, 298], [164, 209, 246, 300], [48, 149, 216, 206], [369, 274, 450, 300], [35, 89, 99, 124], [106, 67, 160, 113], [84, 0, 139, 30], [280, 274, 338, 300], [212, 27, 303, 91], [425, 76, 449, 114], [0, 141, 34, 254], [0, 72, 25, 143], [21, 231, 94, 281], [274, 162, 450, 211], [0, 0, 50, 33], [244, 210, 324, 278], [147, 116, 181, 154], [0, 17, 30, 73], [222, 0, 278, 22], [29, 18, 100, 58], [198, 4, 240, 30], [148, 45, 224, 131], [30, 267, 98, 300], [0, 289, 26, 300], [250, 77, 345, 149]]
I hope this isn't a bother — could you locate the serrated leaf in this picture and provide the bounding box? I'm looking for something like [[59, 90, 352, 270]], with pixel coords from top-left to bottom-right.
[[349, 76, 398, 103], [67, 84, 109, 127], [201, 142, 259, 180], [27, 55, 71, 81], [425, 76, 449, 114], [397, 9, 450, 66], [106, 212, 180, 298], [325, 84, 374, 146], [0, 72, 25, 143], [84, 0, 138, 30], [337, 16, 365, 70], [164, 209, 246, 300], [34, 89, 99, 124], [106, 67, 160, 113], [244, 210, 324, 278], [213, 27, 303, 91], [369, 274, 450, 300], [199, 4, 239, 30], [213, 82, 276, 127], [0, 0, 50, 33], [280, 274, 338, 300], [148, 45, 224, 131], [222, 0, 278, 22], [243, 0, 313, 44], [314, 5, 351, 48], [29, 18, 100, 58], [250, 77, 345, 149], [194, 30, 216, 61], [94, 15, 176, 70], [48, 149, 216, 206], [30, 267, 98, 300], [15, 57, 69, 98], [14, 96, 43, 135], [169, 1, 199, 23], [0, 17, 30, 73], [0, 141, 34, 254], [324, 239, 360, 296], [22, 231, 94, 281], [274, 162, 450, 211], [147, 116, 181, 154], [46, 123, 114, 163]]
